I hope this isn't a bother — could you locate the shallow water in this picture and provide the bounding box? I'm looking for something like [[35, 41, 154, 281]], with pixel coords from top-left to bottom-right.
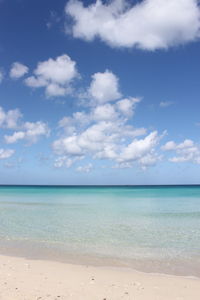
[[0, 185, 200, 276]]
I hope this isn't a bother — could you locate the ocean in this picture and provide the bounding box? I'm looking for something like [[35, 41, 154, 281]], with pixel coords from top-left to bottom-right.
[[0, 185, 200, 276]]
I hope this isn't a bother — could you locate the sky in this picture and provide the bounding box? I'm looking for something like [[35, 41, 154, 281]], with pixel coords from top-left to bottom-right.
[[0, 0, 200, 185]]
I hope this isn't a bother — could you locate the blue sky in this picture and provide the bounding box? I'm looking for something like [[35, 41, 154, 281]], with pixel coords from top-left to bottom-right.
[[0, 0, 200, 185]]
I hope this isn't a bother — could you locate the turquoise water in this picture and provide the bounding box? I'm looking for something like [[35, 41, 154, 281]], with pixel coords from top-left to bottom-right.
[[0, 185, 200, 275]]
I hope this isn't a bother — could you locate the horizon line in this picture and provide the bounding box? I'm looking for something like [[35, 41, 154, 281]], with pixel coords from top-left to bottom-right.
[[0, 184, 200, 187]]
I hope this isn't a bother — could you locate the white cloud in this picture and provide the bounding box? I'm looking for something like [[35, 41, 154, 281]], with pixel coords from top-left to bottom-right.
[[54, 156, 73, 168], [65, 0, 200, 50], [54, 155, 83, 168], [45, 83, 70, 97], [0, 70, 3, 83], [159, 101, 174, 108], [76, 163, 93, 173], [58, 111, 90, 136], [117, 131, 160, 163], [162, 139, 200, 164], [161, 140, 177, 151], [0, 107, 6, 127], [112, 162, 132, 169], [5, 109, 23, 129], [88, 70, 121, 103], [176, 139, 194, 149], [138, 153, 162, 169], [59, 111, 89, 127], [0, 107, 22, 129], [4, 121, 50, 145], [53, 135, 83, 156], [0, 148, 15, 159], [53, 121, 160, 168], [51, 68, 164, 170], [116, 97, 140, 117], [25, 76, 47, 88], [92, 103, 118, 121], [25, 54, 78, 97], [4, 132, 25, 144], [52, 96, 161, 169], [162, 139, 194, 151], [58, 96, 141, 130], [10, 62, 29, 79], [0, 106, 50, 145]]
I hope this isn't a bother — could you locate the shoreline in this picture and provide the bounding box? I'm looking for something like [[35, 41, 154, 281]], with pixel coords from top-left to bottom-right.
[[0, 238, 200, 279], [0, 253, 200, 300]]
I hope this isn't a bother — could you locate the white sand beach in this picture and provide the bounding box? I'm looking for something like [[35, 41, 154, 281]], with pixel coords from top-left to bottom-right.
[[0, 254, 199, 300]]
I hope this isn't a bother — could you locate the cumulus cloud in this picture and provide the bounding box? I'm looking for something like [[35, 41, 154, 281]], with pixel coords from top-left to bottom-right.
[[25, 54, 78, 97], [92, 103, 118, 121], [4, 121, 50, 145], [162, 139, 194, 151], [76, 163, 93, 173], [0, 107, 22, 129], [51, 68, 165, 170], [58, 96, 141, 132], [116, 97, 140, 117], [10, 62, 29, 79], [54, 116, 146, 156], [0, 106, 50, 145], [138, 153, 162, 169], [0, 149, 15, 159], [52, 95, 162, 169], [162, 139, 200, 163], [161, 140, 177, 151], [58, 111, 90, 135], [117, 131, 160, 163], [53, 119, 159, 168], [54, 155, 83, 168], [65, 0, 200, 50], [88, 70, 121, 103]]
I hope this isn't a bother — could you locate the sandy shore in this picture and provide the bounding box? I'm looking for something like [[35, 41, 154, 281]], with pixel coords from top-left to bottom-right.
[[0, 254, 199, 300]]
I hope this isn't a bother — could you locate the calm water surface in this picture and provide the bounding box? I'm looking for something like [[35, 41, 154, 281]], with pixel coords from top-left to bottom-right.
[[0, 185, 200, 276]]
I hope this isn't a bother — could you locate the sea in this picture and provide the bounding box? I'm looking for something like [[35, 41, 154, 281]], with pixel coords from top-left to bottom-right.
[[0, 185, 200, 276]]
